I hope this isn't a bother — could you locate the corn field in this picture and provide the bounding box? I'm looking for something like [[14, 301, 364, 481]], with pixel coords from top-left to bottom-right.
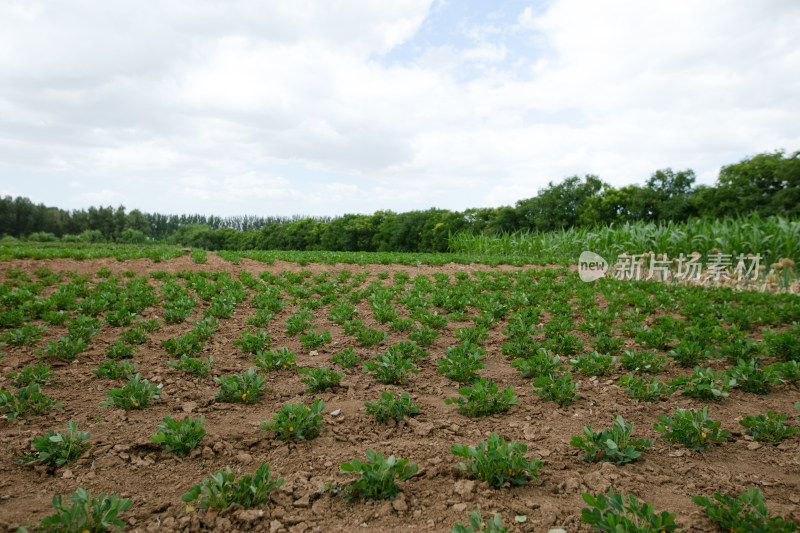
[[449, 215, 800, 267]]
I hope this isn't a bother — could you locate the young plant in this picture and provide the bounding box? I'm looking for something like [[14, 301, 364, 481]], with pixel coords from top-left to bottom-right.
[[285, 310, 313, 336], [438, 343, 487, 383], [24, 420, 91, 467], [592, 334, 625, 356], [364, 392, 420, 424], [451, 432, 542, 488], [182, 462, 284, 510], [233, 328, 273, 354], [353, 326, 388, 347], [1, 324, 47, 346], [693, 486, 797, 533], [407, 325, 441, 347], [386, 340, 429, 363], [38, 336, 88, 362], [100, 373, 162, 410], [669, 367, 735, 401], [93, 360, 137, 380], [330, 347, 361, 369], [0, 384, 62, 419], [763, 328, 800, 362], [167, 355, 213, 377], [8, 364, 53, 387], [738, 411, 798, 442], [620, 374, 673, 402], [727, 358, 782, 395], [619, 349, 667, 373], [669, 341, 710, 368], [339, 450, 418, 501], [214, 368, 267, 403], [570, 416, 651, 465], [151, 416, 206, 455], [653, 405, 730, 450], [259, 399, 325, 440], [444, 378, 518, 417], [768, 360, 800, 384], [510, 348, 561, 378], [532, 373, 579, 406], [162, 333, 204, 358], [253, 347, 296, 371], [105, 340, 138, 360], [581, 487, 681, 532], [452, 505, 508, 533], [22, 488, 132, 533], [363, 352, 418, 385], [570, 351, 617, 377], [298, 367, 343, 393], [299, 329, 332, 349]]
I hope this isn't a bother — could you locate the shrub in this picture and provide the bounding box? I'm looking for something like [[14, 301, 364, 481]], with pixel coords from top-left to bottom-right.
[[339, 450, 418, 501], [24, 420, 91, 467], [571, 416, 651, 465], [451, 432, 542, 488], [653, 405, 730, 450], [739, 411, 798, 442], [581, 487, 681, 532], [214, 368, 267, 404], [693, 486, 797, 533], [259, 399, 325, 440], [444, 378, 518, 417], [20, 488, 132, 533], [532, 373, 579, 406], [182, 462, 284, 510], [365, 392, 420, 424], [298, 367, 342, 393], [151, 416, 207, 455], [100, 374, 162, 410]]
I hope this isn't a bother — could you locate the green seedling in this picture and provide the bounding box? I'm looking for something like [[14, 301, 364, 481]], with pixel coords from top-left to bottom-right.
[[18, 488, 132, 533], [214, 368, 267, 403], [727, 359, 782, 395], [151, 416, 206, 455], [0, 383, 62, 419], [233, 328, 273, 354], [100, 373, 162, 410], [654, 405, 730, 450], [532, 373, 579, 406], [260, 399, 325, 440], [669, 367, 735, 401], [365, 391, 420, 424], [738, 411, 798, 442], [300, 329, 332, 349], [451, 432, 542, 488], [408, 325, 441, 347], [339, 450, 418, 501], [452, 505, 508, 533], [571, 416, 651, 465], [93, 360, 137, 380], [363, 352, 418, 385], [693, 486, 796, 533], [182, 462, 284, 510], [8, 364, 53, 387], [570, 351, 617, 376], [167, 355, 213, 377], [510, 348, 561, 378], [444, 378, 518, 417], [298, 367, 342, 393], [330, 347, 361, 368], [581, 487, 681, 532], [105, 340, 138, 360], [619, 349, 667, 373], [620, 374, 672, 402], [438, 342, 487, 383], [253, 347, 296, 371], [23, 420, 90, 467]]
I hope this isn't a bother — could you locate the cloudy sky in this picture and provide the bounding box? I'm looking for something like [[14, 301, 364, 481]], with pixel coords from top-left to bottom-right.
[[1, 1, 798, 218]]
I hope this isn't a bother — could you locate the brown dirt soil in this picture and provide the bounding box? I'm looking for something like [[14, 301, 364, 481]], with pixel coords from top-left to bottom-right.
[[0, 254, 798, 533]]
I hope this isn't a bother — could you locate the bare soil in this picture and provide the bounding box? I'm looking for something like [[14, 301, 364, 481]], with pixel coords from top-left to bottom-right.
[[0, 254, 798, 533]]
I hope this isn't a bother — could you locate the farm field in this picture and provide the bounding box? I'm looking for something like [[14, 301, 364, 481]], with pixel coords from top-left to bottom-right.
[[0, 252, 798, 533]]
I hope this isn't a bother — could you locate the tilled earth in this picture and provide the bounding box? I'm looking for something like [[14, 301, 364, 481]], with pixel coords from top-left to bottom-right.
[[0, 254, 798, 533]]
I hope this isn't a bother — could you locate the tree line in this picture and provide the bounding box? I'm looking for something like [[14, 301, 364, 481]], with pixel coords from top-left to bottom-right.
[[1, 149, 798, 253]]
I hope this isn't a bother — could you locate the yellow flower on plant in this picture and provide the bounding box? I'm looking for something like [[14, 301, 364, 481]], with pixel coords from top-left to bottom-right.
[[701, 432, 707, 438], [132, 401, 138, 407], [289, 426, 293, 431]]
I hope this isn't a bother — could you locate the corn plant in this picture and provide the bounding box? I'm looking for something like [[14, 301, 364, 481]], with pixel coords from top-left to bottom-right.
[[571, 416, 651, 465], [181, 462, 284, 510], [532, 373, 579, 406], [452, 505, 508, 533], [253, 347, 296, 371], [100, 374, 162, 410], [93, 360, 137, 380], [581, 487, 681, 532], [23, 420, 91, 467], [339, 450, 418, 501], [364, 391, 420, 424], [444, 378, 518, 417], [18, 488, 132, 533], [451, 432, 542, 487], [693, 487, 797, 533], [654, 406, 730, 450], [298, 367, 342, 393], [330, 347, 361, 368], [738, 411, 798, 442], [260, 399, 325, 440], [0, 384, 62, 419], [151, 416, 206, 455], [214, 368, 267, 403]]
